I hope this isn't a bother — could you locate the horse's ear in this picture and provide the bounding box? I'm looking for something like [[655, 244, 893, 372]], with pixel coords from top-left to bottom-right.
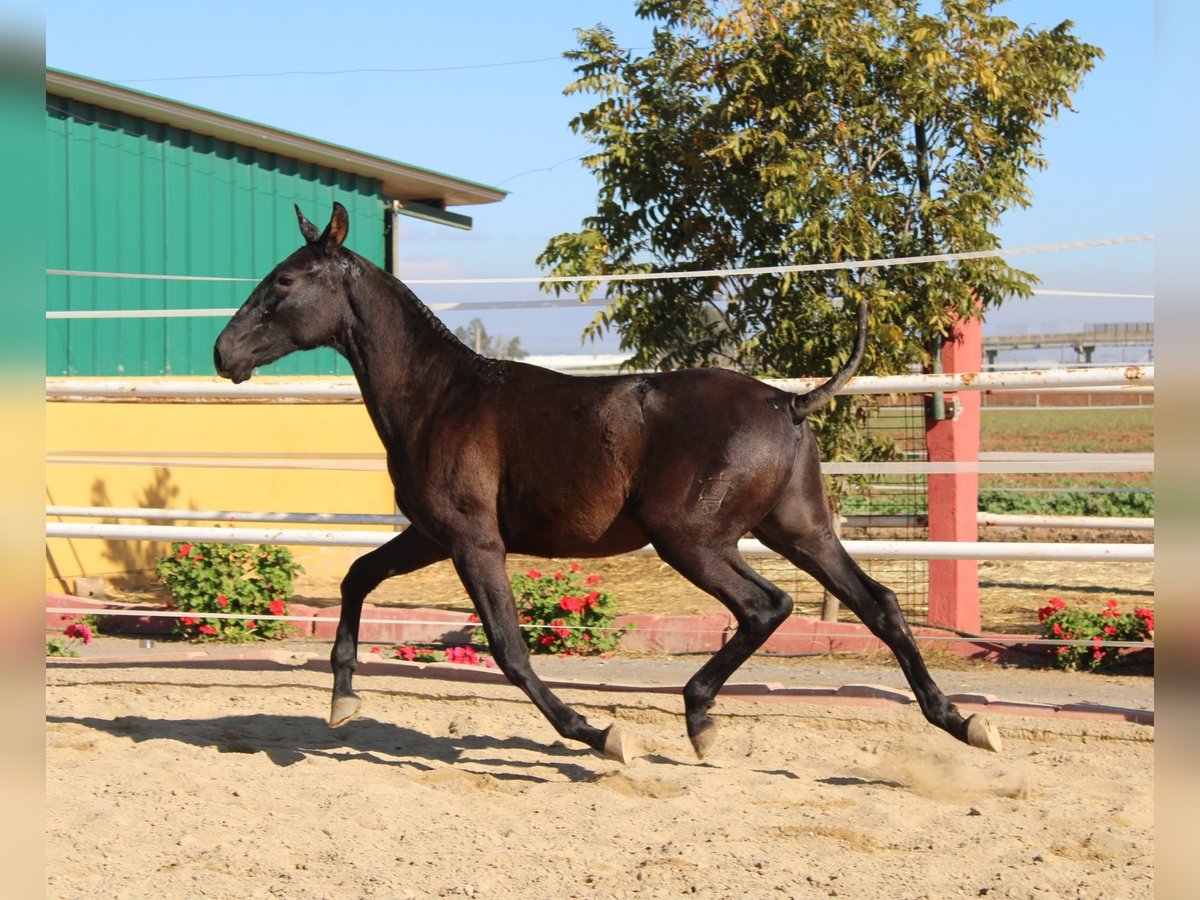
[[319, 202, 349, 250], [295, 205, 321, 244]]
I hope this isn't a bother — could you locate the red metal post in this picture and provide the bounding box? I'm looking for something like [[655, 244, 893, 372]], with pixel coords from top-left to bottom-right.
[[925, 315, 982, 631]]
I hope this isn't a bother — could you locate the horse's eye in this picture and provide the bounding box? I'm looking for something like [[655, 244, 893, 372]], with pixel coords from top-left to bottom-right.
[[277, 274, 295, 287]]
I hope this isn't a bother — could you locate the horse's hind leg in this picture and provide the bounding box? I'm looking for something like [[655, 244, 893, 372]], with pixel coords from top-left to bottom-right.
[[329, 527, 447, 727], [451, 541, 630, 763], [652, 539, 794, 759], [753, 519, 1001, 752]]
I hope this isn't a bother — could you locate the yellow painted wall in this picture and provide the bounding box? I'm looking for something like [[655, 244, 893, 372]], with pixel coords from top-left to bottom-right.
[[46, 384, 396, 594]]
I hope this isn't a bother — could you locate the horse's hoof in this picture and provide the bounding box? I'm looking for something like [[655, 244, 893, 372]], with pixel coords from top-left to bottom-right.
[[601, 724, 633, 765], [689, 720, 719, 760], [966, 714, 1002, 752], [329, 693, 362, 729]]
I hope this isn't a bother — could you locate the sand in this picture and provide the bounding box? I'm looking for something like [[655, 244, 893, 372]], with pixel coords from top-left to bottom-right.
[[46, 661, 1153, 899]]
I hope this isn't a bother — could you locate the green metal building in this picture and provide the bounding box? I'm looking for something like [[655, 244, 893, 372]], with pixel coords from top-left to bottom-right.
[[46, 69, 506, 376]]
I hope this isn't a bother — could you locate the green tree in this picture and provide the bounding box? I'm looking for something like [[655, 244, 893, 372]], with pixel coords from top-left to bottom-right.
[[539, 0, 1100, 466], [453, 318, 529, 359]]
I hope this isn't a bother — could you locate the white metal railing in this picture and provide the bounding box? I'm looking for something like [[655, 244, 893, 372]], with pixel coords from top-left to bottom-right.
[[45, 364, 1152, 402], [44, 521, 1154, 562], [45, 505, 1153, 534]]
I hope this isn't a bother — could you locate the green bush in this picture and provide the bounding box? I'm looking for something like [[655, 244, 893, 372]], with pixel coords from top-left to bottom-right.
[[156, 541, 303, 642], [473, 564, 628, 655], [1037, 598, 1153, 672], [979, 489, 1153, 517]]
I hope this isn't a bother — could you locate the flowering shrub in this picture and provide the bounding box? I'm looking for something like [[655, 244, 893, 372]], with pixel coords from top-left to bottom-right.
[[46, 616, 95, 657], [1037, 597, 1154, 672], [156, 540, 302, 642], [473, 563, 628, 655], [369, 644, 493, 667]]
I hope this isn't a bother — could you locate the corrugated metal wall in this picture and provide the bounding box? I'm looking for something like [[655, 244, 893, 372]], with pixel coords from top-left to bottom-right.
[[46, 94, 387, 376]]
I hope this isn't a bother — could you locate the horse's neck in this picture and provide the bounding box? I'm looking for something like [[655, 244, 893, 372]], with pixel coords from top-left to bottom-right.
[[341, 268, 478, 444]]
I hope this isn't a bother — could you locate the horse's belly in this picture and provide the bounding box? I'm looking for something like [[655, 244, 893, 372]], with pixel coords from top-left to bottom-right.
[[501, 506, 648, 559]]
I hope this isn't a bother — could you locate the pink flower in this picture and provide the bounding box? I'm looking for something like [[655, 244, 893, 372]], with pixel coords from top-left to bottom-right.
[[570, 563, 581, 572], [585, 575, 601, 586], [64, 623, 93, 645], [369, 646, 381, 653], [554, 572, 564, 580]]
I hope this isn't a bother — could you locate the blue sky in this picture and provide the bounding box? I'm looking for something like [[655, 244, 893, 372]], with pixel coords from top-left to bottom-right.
[[46, 1, 1153, 357]]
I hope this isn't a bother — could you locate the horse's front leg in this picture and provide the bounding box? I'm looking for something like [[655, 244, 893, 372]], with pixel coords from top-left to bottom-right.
[[329, 527, 447, 727], [451, 539, 632, 764]]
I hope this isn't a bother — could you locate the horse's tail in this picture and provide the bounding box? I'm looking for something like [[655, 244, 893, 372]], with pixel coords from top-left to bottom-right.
[[788, 298, 869, 423]]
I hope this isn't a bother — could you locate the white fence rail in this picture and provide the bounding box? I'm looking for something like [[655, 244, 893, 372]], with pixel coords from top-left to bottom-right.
[[45, 364, 1152, 402], [46, 505, 1155, 532], [45, 521, 1154, 562]]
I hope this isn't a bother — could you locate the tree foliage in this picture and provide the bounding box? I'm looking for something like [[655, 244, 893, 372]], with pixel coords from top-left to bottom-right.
[[539, 0, 1100, 463], [453, 318, 529, 359]]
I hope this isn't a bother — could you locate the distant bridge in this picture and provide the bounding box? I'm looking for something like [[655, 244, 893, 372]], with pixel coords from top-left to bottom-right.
[[983, 322, 1153, 365]]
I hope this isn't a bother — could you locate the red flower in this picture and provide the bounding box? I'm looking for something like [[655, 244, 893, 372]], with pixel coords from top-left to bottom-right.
[[468, 613, 479, 623], [1103, 625, 1117, 636], [177, 543, 192, 558], [198, 624, 217, 636], [246, 620, 257, 630], [584, 591, 600, 608], [216, 595, 228, 608], [570, 562, 581, 572], [554, 572, 564, 580], [64, 623, 93, 645], [1051, 623, 1064, 636], [1106, 599, 1119, 608], [585, 575, 601, 586], [369, 646, 381, 653], [268, 599, 285, 616], [526, 569, 542, 579], [181, 616, 199, 626], [551, 619, 570, 639], [559, 596, 583, 613], [538, 634, 555, 646]]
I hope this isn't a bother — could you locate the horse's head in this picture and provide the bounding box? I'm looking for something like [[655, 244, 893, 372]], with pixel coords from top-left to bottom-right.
[[214, 203, 353, 383]]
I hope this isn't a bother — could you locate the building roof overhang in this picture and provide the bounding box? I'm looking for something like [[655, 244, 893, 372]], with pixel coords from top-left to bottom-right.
[[46, 68, 508, 212]]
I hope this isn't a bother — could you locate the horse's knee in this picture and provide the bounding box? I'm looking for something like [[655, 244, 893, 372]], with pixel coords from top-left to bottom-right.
[[737, 588, 793, 635]]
